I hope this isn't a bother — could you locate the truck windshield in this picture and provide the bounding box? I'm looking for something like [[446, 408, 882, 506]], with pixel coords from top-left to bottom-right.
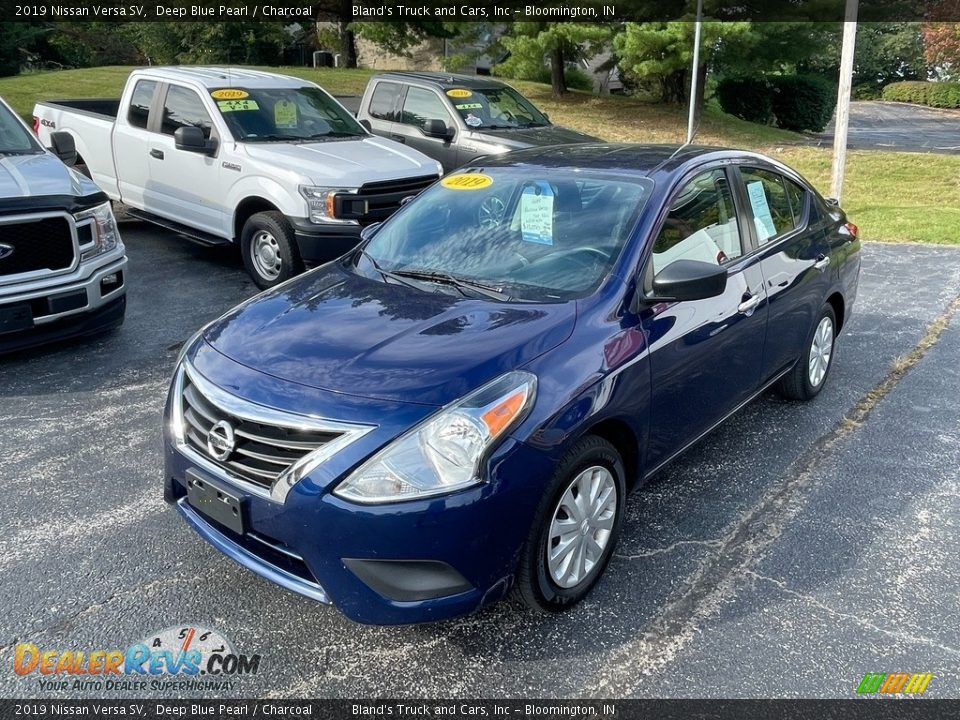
[[448, 86, 550, 130], [212, 86, 367, 142], [360, 168, 652, 302], [0, 103, 41, 155]]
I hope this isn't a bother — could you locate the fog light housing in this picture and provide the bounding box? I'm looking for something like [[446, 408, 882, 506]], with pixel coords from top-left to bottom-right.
[[100, 271, 123, 296]]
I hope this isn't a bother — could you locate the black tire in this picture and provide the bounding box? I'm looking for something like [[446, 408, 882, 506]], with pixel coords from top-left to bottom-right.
[[777, 304, 838, 401], [240, 211, 304, 290], [514, 435, 626, 613]]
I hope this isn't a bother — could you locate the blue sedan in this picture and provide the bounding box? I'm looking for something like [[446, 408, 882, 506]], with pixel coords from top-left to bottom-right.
[[163, 144, 861, 624]]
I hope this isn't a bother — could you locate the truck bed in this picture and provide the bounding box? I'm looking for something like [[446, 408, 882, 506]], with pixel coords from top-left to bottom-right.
[[37, 99, 121, 121]]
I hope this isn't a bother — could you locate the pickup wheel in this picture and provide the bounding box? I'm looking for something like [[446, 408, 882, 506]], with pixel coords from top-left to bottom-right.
[[513, 436, 626, 613], [240, 212, 304, 290]]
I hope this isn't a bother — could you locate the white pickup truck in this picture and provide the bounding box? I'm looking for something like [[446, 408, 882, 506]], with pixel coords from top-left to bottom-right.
[[34, 67, 443, 288]]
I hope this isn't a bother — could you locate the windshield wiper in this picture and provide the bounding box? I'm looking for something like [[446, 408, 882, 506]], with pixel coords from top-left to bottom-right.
[[391, 268, 513, 301], [359, 250, 435, 292], [241, 134, 296, 143]]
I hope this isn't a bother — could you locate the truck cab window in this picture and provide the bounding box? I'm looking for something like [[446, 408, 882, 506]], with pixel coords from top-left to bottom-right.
[[400, 87, 451, 128], [127, 80, 157, 130], [161, 86, 213, 139], [369, 82, 401, 122]]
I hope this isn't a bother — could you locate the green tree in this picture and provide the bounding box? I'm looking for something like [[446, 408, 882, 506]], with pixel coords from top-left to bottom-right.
[[125, 22, 292, 65], [0, 22, 49, 76], [614, 21, 752, 104], [495, 22, 614, 96]]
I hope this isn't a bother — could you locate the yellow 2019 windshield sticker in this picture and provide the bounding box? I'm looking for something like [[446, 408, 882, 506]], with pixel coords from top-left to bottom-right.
[[446, 88, 472, 98], [211, 89, 249, 100], [218, 99, 260, 112], [441, 174, 493, 190]]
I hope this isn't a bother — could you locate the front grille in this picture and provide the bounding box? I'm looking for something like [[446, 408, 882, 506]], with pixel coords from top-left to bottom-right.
[[337, 174, 439, 225], [180, 374, 344, 490], [0, 216, 75, 277]]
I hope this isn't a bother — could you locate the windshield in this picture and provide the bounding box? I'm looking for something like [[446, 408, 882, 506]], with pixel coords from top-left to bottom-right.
[[360, 167, 652, 302], [0, 103, 41, 155], [211, 86, 367, 142], [448, 86, 550, 130]]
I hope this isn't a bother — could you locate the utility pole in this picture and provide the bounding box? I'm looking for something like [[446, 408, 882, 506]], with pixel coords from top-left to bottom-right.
[[830, 0, 859, 202], [686, 0, 704, 145]]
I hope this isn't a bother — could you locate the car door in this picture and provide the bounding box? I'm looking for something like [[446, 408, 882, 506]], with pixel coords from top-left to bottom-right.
[[641, 166, 769, 470], [392, 85, 460, 172], [363, 80, 402, 139], [732, 165, 831, 383], [146, 83, 225, 236], [112, 78, 159, 210]]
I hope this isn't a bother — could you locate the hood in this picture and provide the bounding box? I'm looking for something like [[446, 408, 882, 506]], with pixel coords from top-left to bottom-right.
[[0, 153, 100, 200], [203, 263, 575, 407], [241, 135, 441, 186], [472, 125, 599, 151]]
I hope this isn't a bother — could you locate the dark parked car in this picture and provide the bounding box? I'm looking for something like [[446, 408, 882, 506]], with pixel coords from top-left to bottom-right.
[[164, 144, 861, 625], [355, 72, 599, 172]]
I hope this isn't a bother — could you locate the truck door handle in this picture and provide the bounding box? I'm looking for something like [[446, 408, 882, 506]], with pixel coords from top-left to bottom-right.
[[814, 254, 831, 271], [738, 293, 762, 314], [390, 134, 406, 143], [149, 149, 164, 159]]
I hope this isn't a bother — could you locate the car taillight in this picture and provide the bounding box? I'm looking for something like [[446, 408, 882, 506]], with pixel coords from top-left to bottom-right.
[[844, 222, 859, 239], [31, 116, 39, 135]]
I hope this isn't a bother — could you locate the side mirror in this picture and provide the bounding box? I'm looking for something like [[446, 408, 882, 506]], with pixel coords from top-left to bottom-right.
[[422, 119, 454, 140], [649, 259, 727, 303], [174, 126, 217, 155], [360, 222, 382, 242], [48, 131, 76, 166]]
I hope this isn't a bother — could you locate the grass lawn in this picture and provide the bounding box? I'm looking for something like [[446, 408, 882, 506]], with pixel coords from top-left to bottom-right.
[[2, 65, 957, 244]]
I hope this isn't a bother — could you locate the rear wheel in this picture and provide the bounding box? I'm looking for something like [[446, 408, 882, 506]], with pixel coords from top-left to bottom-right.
[[240, 211, 303, 290], [777, 304, 837, 400], [514, 436, 626, 613]]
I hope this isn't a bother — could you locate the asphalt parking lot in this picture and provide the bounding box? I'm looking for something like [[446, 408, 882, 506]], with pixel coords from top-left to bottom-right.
[[818, 100, 960, 154], [1, 222, 959, 699]]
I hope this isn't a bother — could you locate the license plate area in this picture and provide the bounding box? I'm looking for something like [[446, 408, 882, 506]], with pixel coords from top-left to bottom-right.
[[186, 469, 245, 535], [0, 303, 33, 335]]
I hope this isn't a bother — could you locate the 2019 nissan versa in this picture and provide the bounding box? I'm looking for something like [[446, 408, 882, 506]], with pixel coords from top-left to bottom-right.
[[164, 144, 861, 625]]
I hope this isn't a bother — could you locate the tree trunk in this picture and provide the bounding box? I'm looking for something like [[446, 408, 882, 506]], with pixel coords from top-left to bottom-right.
[[550, 46, 566, 97], [660, 69, 686, 103], [338, 0, 357, 68]]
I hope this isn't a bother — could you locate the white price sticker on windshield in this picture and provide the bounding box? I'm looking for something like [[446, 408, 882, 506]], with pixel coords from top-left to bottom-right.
[[520, 182, 554, 246]]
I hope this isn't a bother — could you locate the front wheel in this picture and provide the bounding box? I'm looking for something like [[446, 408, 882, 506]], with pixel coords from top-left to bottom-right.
[[240, 211, 304, 290], [514, 436, 626, 613], [777, 304, 837, 401]]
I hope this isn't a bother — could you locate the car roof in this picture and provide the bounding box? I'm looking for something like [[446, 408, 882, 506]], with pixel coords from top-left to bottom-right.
[[134, 66, 313, 90], [475, 143, 784, 179], [373, 71, 508, 91]]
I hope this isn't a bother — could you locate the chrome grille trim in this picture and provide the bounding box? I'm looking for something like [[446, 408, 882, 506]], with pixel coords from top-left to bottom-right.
[[172, 360, 374, 504]]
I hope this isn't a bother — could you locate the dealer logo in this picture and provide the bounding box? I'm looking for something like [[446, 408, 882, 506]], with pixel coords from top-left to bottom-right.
[[206, 420, 236, 461]]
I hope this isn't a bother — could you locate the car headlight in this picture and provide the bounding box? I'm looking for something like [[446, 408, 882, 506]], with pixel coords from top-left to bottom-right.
[[335, 371, 537, 504], [75, 202, 121, 261], [299, 185, 358, 224]]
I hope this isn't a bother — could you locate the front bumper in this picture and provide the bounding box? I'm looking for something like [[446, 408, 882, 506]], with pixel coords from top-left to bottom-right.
[[288, 217, 362, 265], [0, 251, 127, 353], [163, 348, 554, 625]]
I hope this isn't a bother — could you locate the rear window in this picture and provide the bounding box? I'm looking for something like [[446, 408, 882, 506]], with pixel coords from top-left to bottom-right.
[[127, 80, 157, 130], [369, 82, 401, 121]]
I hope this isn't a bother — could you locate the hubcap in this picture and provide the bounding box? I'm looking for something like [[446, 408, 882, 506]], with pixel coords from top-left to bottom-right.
[[808, 316, 834, 387], [252, 231, 282, 281], [546, 465, 618, 589]]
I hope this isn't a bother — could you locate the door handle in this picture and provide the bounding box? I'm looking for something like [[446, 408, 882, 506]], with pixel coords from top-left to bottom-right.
[[738, 294, 762, 314], [814, 254, 831, 271], [390, 134, 406, 144], [149, 149, 164, 160]]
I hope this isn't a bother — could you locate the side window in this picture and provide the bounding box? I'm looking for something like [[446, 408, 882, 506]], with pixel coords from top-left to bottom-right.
[[369, 82, 401, 121], [127, 80, 157, 130], [160, 86, 213, 139], [740, 168, 796, 245], [652, 169, 742, 275], [400, 87, 451, 128], [784, 177, 807, 225]]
